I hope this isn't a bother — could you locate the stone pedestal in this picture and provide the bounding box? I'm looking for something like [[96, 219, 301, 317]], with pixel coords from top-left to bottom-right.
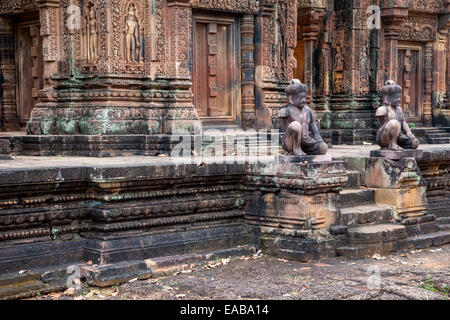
[[370, 149, 424, 160], [245, 160, 347, 261]]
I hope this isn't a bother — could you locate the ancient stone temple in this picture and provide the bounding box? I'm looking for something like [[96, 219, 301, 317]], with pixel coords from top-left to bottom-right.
[[0, 0, 297, 145], [294, 0, 450, 144], [0, 0, 450, 300], [1, 0, 450, 146]]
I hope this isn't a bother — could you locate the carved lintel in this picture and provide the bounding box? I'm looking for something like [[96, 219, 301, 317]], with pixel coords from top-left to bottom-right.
[[190, 0, 259, 14]]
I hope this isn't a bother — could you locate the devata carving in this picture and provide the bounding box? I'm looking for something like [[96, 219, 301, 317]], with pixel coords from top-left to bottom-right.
[[85, 2, 98, 63], [124, 3, 144, 64], [279, 79, 328, 156], [273, 2, 287, 70], [375, 80, 419, 151]]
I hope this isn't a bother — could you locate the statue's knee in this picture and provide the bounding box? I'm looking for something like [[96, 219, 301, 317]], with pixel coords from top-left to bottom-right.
[[287, 121, 302, 134], [411, 138, 419, 149], [318, 141, 328, 155], [386, 119, 401, 130]]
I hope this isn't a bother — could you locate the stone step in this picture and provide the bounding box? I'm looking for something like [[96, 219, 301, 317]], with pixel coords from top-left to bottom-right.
[[337, 230, 450, 259], [347, 223, 407, 246], [426, 132, 449, 137], [340, 204, 397, 227], [438, 224, 450, 232], [427, 138, 450, 144], [407, 231, 450, 249], [437, 216, 450, 225], [344, 170, 361, 189], [339, 189, 375, 208]]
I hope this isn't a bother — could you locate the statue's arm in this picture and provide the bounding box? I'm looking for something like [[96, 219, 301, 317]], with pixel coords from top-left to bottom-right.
[[309, 109, 323, 141], [375, 106, 387, 125], [402, 119, 415, 139], [279, 107, 289, 126]]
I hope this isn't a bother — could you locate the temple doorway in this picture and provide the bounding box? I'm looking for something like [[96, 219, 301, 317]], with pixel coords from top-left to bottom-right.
[[192, 13, 240, 124], [15, 17, 44, 127], [397, 44, 424, 123]]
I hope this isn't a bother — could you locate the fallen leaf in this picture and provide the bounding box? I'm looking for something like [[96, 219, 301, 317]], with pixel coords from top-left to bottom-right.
[[128, 278, 138, 283], [64, 288, 76, 295], [221, 258, 230, 266], [278, 259, 289, 263], [86, 261, 93, 265], [300, 267, 312, 271], [372, 254, 386, 260], [158, 153, 168, 157], [283, 293, 291, 297], [176, 294, 186, 299], [390, 257, 407, 265], [18, 270, 27, 274], [429, 248, 442, 253]]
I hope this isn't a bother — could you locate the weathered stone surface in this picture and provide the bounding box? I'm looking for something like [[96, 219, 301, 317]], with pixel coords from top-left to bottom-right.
[[277, 154, 332, 163], [370, 149, 424, 160]]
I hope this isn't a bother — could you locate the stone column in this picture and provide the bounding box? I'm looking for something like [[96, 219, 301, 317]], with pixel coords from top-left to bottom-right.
[[241, 14, 256, 129], [0, 16, 19, 131]]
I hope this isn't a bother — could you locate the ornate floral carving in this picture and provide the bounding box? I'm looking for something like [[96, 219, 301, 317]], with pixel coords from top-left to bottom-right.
[[190, 0, 259, 14], [297, 0, 325, 9], [411, 0, 443, 10], [0, 0, 38, 15], [400, 15, 438, 42]]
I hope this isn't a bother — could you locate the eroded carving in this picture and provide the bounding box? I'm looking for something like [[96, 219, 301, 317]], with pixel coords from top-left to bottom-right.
[[124, 3, 144, 64], [279, 79, 328, 156], [375, 80, 419, 151]]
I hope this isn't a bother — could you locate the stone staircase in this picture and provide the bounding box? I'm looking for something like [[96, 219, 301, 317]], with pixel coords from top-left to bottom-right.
[[425, 128, 450, 144], [201, 131, 283, 157], [436, 215, 450, 232], [412, 127, 450, 144], [332, 183, 450, 259]]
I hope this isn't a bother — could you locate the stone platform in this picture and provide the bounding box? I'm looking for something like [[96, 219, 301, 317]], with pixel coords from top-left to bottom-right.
[[0, 144, 449, 298]]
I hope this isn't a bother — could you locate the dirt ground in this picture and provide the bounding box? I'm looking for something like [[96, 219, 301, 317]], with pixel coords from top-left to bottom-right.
[[30, 244, 450, 301]]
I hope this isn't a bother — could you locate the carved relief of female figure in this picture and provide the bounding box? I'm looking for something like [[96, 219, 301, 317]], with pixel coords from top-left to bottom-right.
[[87, 5, 98, 62], [125, 4, 143, 63]]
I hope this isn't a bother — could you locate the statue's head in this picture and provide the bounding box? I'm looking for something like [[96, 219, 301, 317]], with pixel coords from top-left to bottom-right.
[[381, 80, 402, 107], [128, 4, 136, 16], [285, 79, 307, 109]]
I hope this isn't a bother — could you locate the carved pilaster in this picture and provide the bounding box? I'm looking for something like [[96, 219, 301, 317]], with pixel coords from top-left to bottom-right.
[[37, 0, 60, 98], [241, 14, 256, 129], [167, 0, 190, 78], [424, 43, 433, 126]]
